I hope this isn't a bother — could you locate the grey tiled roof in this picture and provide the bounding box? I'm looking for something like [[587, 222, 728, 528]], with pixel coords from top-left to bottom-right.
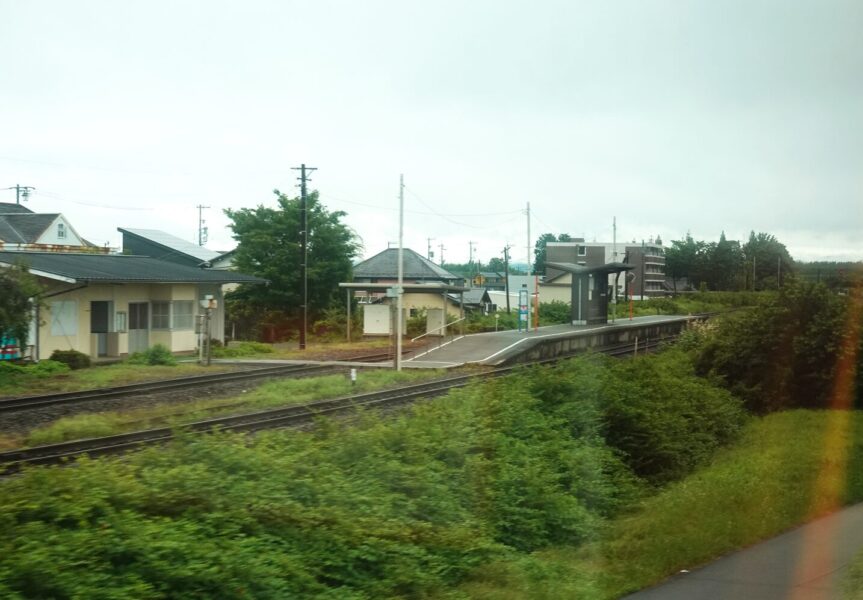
[[0, 251, 266, 284], [0, 202, 34, 214], [353, 248, 461, 282], [0, 214, 57, 243]]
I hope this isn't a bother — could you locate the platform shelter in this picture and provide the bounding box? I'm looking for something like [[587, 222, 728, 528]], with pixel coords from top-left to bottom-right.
[[545, 261, 633, 325]]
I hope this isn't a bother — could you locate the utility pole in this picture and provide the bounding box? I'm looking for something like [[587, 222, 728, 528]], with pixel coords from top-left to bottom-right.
[[438, 243, 445, 266], [468, 241, 476, 269], [777, 255, 781, 288], [427, 237, 435, 260], [753, 255, 757, 291], [292, 163, 317, 350], [396, 174, 404, 371], [196, 204, 210, 246], [640, 240, 645, 300], [503, 245, 511, 313], [525, 201, 532, 274], [3, 185, 35, 204]]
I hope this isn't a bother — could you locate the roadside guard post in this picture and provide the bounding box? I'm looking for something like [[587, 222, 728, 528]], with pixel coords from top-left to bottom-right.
[[350, 368, 357, 387], [518, 285, 529, 333]]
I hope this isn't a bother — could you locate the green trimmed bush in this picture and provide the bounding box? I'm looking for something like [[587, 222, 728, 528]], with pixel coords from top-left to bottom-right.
[[49, 349, 91, 370], [126, 344, 177, 366]]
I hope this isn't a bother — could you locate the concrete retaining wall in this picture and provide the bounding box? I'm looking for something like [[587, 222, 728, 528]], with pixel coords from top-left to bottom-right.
[[499, 317, 693, 366]]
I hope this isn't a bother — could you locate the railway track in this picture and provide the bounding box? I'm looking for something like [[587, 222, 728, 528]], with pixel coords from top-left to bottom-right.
[[0, 337, 669, 474], [0, 350, 401, 414]]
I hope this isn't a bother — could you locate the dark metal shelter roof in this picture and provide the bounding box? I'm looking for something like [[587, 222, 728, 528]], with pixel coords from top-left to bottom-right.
[[353, 248, 461, 282], [0, 251, 267, 284], [545, 261, 634, 276]]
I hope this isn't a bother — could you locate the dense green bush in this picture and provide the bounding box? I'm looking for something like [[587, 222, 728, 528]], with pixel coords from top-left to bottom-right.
[[539, 300, 571, 324], [695, 282, 851, 413], [49, 349, 91, 370], [126, 344, 177, 366], [0, 348, 747, 597], [601, 349, 746, 484], [210, 341, 274, 358]]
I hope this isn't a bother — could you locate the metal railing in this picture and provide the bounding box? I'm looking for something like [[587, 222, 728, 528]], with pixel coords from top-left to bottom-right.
[[410, 317, 467, 354]]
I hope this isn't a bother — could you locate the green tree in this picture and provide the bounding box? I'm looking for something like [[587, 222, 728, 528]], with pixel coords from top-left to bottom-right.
[[486, 257, 506, 273], [703, 232, 745, 291], [0, 263, 41, 346], [665, 233, 706, 291], [225, 190, 361, 324], [533, 232, 572, 275], [742, 231, 794, 290]]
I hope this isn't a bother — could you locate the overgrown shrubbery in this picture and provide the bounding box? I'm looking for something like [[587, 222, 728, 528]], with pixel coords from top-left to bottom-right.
[[210, 341, 275, 358], [695, 282, 856, 413], [48, 349, 91, 370], [0, 359, 70, 378], [0, 347, 748, 598], [126, 344, 177, 366]]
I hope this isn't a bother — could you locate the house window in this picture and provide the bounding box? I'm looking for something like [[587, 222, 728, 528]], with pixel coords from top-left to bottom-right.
[[577, 246, 586, 256], [50, 300, 77, 336], [115, 312, 128, 332], [57, 223, 66, 239], [151, 301, 170, 329], [172, 301, 194, 329]]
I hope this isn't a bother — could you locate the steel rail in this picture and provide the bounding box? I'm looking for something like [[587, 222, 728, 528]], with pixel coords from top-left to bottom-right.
[[0, 350, 404, 414], [0, 337, 670, 473]]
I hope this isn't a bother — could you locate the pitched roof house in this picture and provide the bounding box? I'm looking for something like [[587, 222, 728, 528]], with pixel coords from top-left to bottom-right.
[[0, 251, 264, 360], [0, 203, 91, 250]]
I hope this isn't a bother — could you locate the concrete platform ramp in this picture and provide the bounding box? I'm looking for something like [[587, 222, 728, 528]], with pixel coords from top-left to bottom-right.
[[404, 315, 693, 368]]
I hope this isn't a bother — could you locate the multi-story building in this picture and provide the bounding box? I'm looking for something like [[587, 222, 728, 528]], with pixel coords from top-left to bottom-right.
[[545, 238, 668, 299]]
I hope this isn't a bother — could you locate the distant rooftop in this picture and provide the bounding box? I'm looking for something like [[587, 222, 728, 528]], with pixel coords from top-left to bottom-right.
[[0, 213, 59, 243], [353, 248, 461, 282], [0, 202, 34, 214], [118, 228, 222, 263]]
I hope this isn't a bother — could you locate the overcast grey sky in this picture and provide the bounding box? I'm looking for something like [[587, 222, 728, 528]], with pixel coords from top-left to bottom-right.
[[2, 0, 861, 264]]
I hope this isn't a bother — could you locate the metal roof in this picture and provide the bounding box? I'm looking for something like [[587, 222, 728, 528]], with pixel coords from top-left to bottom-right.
[[0, 251, 266, 284], [353, 248, 461, 282], [118, 228, 222, 262], [545, 261, 634, 276]]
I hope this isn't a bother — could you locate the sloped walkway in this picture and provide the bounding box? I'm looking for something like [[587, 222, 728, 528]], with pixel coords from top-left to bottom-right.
[[625, 502, 863, 599], [405, 315, 688, 368]]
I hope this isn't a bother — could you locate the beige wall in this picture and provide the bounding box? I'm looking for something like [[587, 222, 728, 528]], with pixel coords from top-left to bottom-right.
[[402, 292, 461, 318], [539, 273, 572, 305], [36, 281, 203, 360]]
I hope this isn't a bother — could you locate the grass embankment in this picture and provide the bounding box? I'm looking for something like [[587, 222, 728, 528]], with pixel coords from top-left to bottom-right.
[[462, 409, 863, 598], [4, 368, 446, 449], [0, 349, 748, 598], [0, 362, 236, 398]]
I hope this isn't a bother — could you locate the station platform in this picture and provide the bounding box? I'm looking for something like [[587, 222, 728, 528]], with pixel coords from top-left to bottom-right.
[[404, 314, 694, 368]]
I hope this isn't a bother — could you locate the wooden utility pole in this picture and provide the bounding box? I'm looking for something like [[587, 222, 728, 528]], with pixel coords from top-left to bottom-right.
[[292, 163, 317, 350], [196, 204, 210, 246], [504, 245, 511, 313], [396, 174, 404, 371]]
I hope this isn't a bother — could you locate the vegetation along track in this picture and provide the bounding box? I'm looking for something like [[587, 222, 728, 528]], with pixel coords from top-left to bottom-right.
[[0, 337, 670, 474], [0, 350, 402, 414]]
